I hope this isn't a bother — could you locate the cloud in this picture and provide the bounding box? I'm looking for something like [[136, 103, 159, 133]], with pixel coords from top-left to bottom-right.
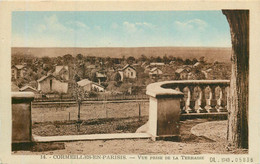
[[175, 19, 208, 31], [123, 21, 138, 33], [36, 14, 74, 33], [75, 21, 87, 28], [136, 22, 156, 29], [67, 20, 90, 30], [122, 21, 156, 33], [44, 15, 70, 32]]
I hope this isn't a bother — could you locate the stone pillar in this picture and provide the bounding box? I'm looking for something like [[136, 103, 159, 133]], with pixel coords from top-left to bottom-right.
[[12, 92, 34, 144], [146, 83, 183, 141]]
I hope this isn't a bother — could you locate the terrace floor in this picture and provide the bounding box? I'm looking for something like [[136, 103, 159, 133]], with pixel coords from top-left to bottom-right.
[[12, 119, 248, 155]]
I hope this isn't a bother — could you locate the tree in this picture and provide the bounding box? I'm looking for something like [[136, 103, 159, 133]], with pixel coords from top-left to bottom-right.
[[105, 57, 113, 68], [72, 82, 88, 131], [74, 74, 81, 82], [139, 54, 147, 62], [112, 58, 120, 64], [114, 72, 121, 83], [156, 56, 162, 62], [192, 58, 198, 64], [176, 57, 183, 63], [42, 56, 51, 64], [63, 54, 74, 65], [76, 53, 84, 61], [90, 70, 98, 82], [127, 56, 135, 65], [199, 56, 205, 64], [163, 55, 170, 64], [222, 10, 249, 149], [184, 59, 192, 65]]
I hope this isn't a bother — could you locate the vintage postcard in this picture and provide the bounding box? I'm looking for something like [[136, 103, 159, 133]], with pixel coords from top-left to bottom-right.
[[0, 1, 260, 164]]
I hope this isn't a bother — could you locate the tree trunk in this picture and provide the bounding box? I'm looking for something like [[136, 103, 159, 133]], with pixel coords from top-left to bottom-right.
[[78, 102, 81, 121], [222, 10, 249, 149]]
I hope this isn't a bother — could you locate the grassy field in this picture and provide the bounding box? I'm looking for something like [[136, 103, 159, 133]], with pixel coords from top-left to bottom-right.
[[32, 116, 148, 136], [32, 101, 149, 123]]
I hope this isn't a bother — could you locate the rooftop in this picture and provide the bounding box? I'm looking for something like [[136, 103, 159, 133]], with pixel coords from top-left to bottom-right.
[[77, 79, 92, 87]]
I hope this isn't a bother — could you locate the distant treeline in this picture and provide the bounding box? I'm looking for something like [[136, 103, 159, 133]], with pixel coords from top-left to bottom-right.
[[12, 47, 232, 63]]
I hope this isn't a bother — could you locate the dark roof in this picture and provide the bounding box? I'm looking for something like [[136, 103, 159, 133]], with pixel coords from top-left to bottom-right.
[[119, 64, 136, 71]]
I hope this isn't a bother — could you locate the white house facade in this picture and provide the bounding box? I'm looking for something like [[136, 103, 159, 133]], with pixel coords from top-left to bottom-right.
[[118, 64, 136, 81]]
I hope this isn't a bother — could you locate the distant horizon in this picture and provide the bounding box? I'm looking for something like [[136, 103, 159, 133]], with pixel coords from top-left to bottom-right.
[[12, 46, 232, 48], [12, 46, 232, 63]]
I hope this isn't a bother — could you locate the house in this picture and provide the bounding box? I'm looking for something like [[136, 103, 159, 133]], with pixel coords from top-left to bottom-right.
[[86, 65, 96, 69], [149, 67, 163, 77], [183, 65, 192, 72], [54, 65, 69, 81], [77, 79, 92, 92], [150, 62, 165, 67], [77, 79, 105, 92], [169, 61, 176, 65], [11, 65, 26, 80], [19, 85, 38, 94], [108, 67, 116, 72], [175, 68, 190, 80], [11, 83, 20, 91], [206, 68, 213, 72], [132, 63, 140, 67], [118, 64, 136, 81], [141, 61, 148, 68], [187, 72, 194, 80], [193, 62, 201, 67], [201, 70, 208, 79], [37, 74, 68, 93], [92, 83, 105, 92], [96, 72, 107, 84]]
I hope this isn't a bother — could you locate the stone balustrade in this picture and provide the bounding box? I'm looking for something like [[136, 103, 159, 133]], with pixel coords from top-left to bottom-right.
[[160, 80, 230, 114], [146, 80, 230, 141]]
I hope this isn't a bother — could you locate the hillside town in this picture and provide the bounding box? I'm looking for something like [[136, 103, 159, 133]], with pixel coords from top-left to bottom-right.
[[11, 53, 231, 99]]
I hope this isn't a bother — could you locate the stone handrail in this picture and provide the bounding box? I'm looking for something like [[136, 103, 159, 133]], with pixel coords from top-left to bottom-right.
[[150, 80, 230, 113], [146, 81, 184, 98]]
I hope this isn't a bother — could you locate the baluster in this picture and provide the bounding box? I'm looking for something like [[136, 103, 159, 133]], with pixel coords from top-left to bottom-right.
[[215, 86, 224, 112], [204, 85, 215, 113], [210, 85, 218, 112], [180, 100, 186, 114], [188, 86, 196, 113], [222, 86, 229, 112], [194, 86, 207, 113], [183, 87, 194, 113], [178, 86, 186, 114], [200, 85, 206, 113]]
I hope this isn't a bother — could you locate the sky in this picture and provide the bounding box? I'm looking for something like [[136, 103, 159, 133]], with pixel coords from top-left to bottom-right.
[[12, 11, 231, 47]]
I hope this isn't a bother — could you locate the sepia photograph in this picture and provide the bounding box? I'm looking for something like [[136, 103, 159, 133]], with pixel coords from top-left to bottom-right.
[[1, 1, 259, 164]]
